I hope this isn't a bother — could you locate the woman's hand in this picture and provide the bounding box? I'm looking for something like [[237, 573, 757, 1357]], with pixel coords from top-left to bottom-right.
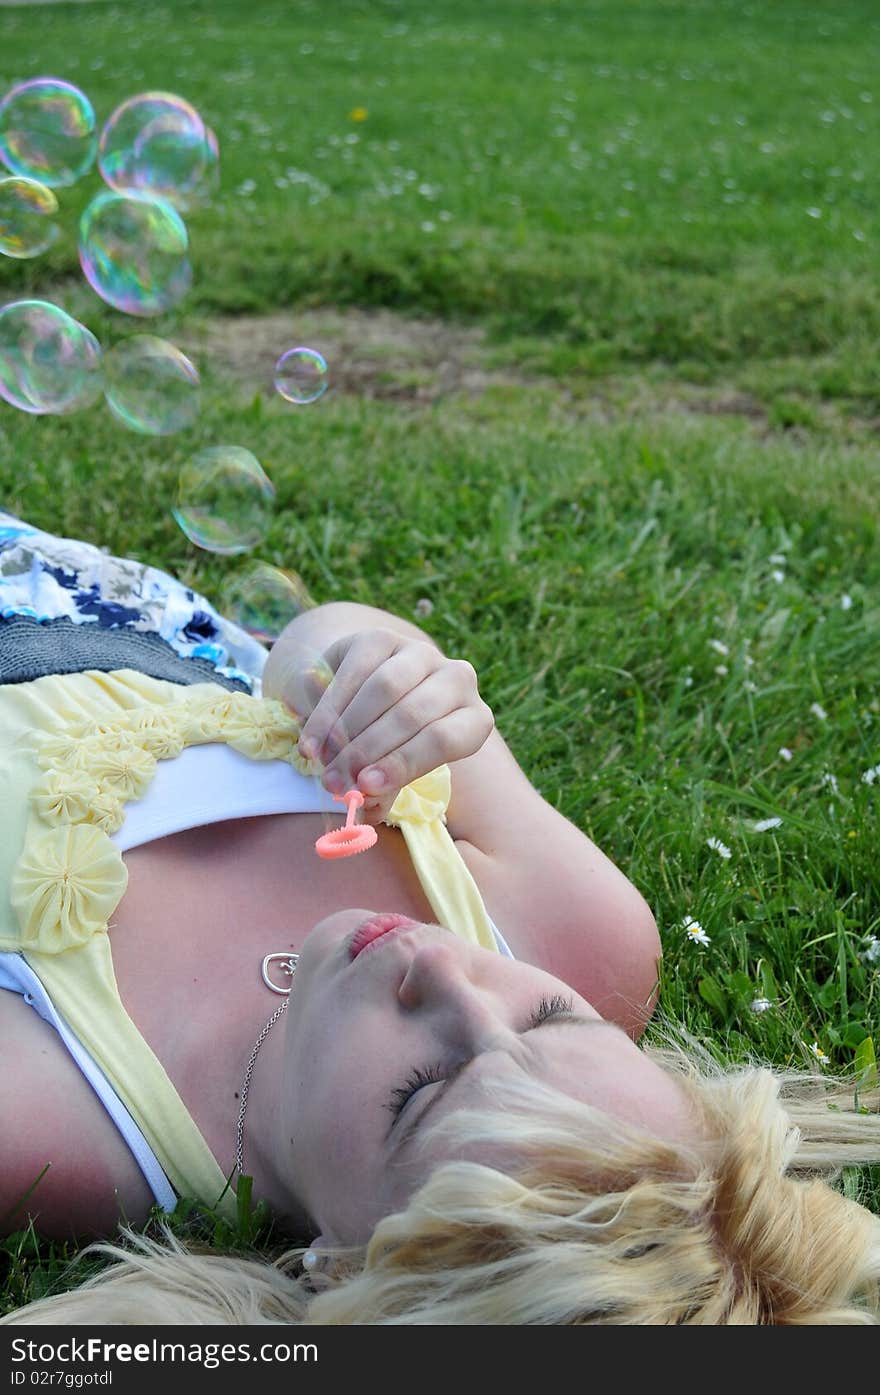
[[274, 627, 495, 825]]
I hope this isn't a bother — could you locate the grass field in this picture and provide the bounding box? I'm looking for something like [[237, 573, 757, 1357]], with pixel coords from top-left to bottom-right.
[[1, 0, 878, 1314]]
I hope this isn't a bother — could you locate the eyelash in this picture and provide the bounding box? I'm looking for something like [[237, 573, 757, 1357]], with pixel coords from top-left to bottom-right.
[[386, 993, 575, 1124]]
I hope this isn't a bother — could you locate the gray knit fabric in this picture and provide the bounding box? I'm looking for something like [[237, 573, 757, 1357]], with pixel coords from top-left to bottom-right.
[[0, 613, 250, 692]]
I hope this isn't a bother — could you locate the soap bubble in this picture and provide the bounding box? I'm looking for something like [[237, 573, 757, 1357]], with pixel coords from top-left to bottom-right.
[[275, 645, 336, 735], [173, 446, 275, 554], [0, 77, 98, 187], [103, 335, 201, 435], [201, 126, 220, 202], [0, 299, 102, 415], [0, 176, 59, 258], [274, 347, 329, 405], [99, 92, 218, 210], [222, 562, 316, 643], [79, 189, 192, 316]]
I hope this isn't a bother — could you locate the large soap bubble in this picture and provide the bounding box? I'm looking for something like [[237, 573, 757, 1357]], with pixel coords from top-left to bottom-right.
[[79, 189, 192, 316], [104, 335, 201, 435], [0, 77, 98, 187], [274, 347, 329, 404], [173, 446, 275, 554], [0, 299, 102, 415], [0, 176, 59, 258], [221, 562, 316, 643], [99, 92, 218, 210]]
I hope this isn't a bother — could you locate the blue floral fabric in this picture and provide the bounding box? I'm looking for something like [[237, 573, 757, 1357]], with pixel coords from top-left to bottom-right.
[[0, 510, 269, 692]]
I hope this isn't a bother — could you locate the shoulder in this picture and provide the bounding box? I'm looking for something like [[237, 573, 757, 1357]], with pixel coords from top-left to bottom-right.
[[455, 830, 662, 1042], [0, 989, 155, 1239]]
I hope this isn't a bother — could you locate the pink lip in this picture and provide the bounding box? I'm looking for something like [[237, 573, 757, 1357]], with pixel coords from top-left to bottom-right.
[[349, 913, 420, 960]]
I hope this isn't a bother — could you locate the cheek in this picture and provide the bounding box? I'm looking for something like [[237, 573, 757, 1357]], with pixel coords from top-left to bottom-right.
[[291, 1048, 375, 1177]]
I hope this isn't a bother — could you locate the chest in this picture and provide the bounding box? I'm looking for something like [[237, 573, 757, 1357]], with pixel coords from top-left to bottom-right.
[[106, 812, 517, 1075]]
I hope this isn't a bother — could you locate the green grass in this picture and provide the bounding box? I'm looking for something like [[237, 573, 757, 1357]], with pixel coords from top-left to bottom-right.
[[1, 0, 879, 403], [1, 0, 879, 1316]]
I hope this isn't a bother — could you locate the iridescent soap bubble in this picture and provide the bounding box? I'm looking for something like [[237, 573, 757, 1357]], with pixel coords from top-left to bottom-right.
[[0, 77, 97, 187], [99, 92, 218, 210], [79, 189, 192, 316], [104, 335, 201, 435], [173, 446, 275, 554], [0, 176, 59, 258], [0, 299, 102, 415], [222, 562, 316, 643], [274, 347, 329, 405]]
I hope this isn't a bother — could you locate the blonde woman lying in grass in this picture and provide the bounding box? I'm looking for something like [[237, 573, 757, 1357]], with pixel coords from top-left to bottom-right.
[[1, 512, 878, 1324]]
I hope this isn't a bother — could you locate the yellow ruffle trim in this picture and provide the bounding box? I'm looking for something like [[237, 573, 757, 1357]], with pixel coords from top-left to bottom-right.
[[11, 823, 127, 953], [9, 688, 313, 956]]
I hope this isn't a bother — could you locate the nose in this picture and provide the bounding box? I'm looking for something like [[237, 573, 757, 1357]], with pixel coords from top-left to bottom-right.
[[397, 938, 502, 1042]]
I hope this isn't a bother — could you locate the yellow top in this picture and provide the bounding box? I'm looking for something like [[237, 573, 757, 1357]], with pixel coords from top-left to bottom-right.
[[0, 669, 501, 1219]]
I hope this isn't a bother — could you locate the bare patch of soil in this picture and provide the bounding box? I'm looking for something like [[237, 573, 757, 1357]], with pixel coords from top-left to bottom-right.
[[172, 305, 876, 442], [178, 307, 530, 405]]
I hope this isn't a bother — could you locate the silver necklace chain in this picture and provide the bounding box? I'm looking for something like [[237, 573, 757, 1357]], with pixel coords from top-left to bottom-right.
[[234, 954, 298, 1177]]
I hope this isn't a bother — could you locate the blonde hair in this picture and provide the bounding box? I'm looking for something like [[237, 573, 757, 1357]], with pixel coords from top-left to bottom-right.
[[5, 1032, 879, 1325]]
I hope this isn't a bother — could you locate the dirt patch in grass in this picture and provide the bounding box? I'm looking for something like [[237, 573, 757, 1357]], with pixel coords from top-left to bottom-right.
[[171, 305, 875, 443], [178, 307, 531, 406]]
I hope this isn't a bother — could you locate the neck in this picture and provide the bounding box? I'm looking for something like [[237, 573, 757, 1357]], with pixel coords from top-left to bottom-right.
[[234, 1004, 311, 1236]]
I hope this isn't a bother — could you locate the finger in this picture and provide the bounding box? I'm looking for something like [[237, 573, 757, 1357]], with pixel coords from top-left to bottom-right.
[[319, 660, 470, 789], [325, 695, 493, 799], [296, 630, 405, 759], [301, 635, 441, 763], [268, 643, 335, 723]]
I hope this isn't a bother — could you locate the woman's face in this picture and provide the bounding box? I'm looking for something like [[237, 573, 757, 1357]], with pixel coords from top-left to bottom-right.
[[278, 910, 694, 1246]]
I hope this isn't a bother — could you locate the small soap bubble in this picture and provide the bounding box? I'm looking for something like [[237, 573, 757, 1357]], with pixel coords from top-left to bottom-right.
[[0, 176, 60, 258], [221, 562, 316, 643], [274, 347, 328, 405], [0, 299, 102, 415], [99, 92, 218, 210], [0, 77, 98, 187], [269, 641, 335, 733], [173, 445, 275, 554], [104, 335, 201, 435], [79, 189, 192, 316]]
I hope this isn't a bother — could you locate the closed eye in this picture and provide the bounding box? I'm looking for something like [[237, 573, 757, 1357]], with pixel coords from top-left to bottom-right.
[[386, 993, 575, 1129]]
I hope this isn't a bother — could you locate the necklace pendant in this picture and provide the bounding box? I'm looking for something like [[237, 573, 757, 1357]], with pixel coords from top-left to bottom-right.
[[261, 952, 299, 994]]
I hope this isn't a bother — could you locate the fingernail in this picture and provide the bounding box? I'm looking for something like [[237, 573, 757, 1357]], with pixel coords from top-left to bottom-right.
[[325, 771, 345, 795], [360, 766, 386, 793], [299, 737, 317, 760]]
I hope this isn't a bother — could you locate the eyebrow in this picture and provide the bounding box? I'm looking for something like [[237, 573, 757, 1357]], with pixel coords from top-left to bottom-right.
[[388, 1014, 614, 1160]]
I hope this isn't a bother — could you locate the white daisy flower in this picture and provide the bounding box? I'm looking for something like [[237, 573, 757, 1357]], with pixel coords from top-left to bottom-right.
[[753, 817, 782, 831], [779, 747, 793, 762], [860, 936, 880, 965], [706, 837, 732, 860], [413, 597, 434, 617], [771, 569, 785, 583], [749, 997, 772, 1014], [841, 594, 853, 611], [808, 1041, 830, 1065], [810, 702, 828, 721], [715, 665, 728, 676], [709, 639, 729, 656], [768, 553, 788, 565], [861, 765, 880, 786], [683, 917, 711, 947], [820, 772, 839, 795]]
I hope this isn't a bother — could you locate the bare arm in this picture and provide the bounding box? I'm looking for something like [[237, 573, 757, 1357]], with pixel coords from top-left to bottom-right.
[[262, 602, 661, 1036]]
